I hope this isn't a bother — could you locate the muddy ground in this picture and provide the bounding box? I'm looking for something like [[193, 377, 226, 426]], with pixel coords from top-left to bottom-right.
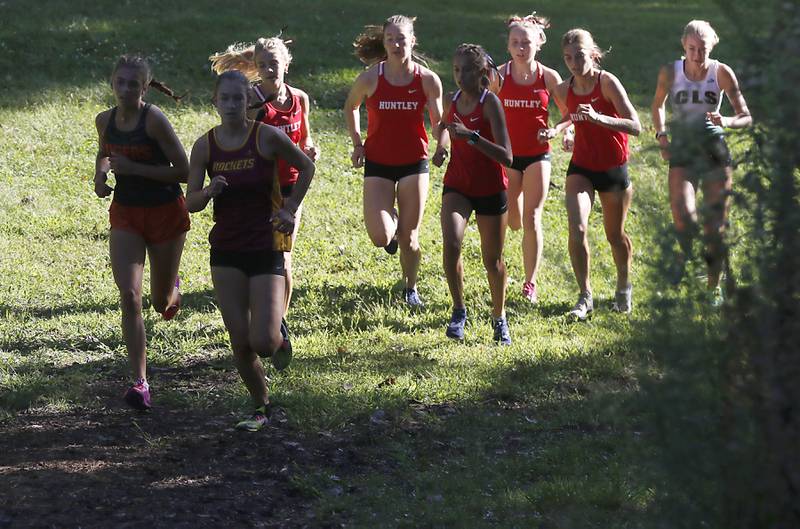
[[1, 403, 370, 529]]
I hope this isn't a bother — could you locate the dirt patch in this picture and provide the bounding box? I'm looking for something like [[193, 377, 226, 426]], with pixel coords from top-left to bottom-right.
[[0, 406, 362, 529]]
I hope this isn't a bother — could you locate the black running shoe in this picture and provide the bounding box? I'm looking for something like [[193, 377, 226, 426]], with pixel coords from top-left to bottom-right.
[[272, 318, 292, 371], [384, 234, 399, 255]]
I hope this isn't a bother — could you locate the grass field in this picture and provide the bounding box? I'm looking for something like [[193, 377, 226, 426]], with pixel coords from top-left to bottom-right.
[[0, 1, 751, 527]]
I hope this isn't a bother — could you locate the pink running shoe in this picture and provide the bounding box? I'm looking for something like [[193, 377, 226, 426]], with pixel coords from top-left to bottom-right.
[[162, 277, 181, 321], [124, 379, 152, 410], [522, 281, 538, 304]]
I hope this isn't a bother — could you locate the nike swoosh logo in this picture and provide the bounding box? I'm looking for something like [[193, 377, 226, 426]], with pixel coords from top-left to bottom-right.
[[408, 89, 418, 94], [590, 97, 600, 103], [470, 117, 480, 122]]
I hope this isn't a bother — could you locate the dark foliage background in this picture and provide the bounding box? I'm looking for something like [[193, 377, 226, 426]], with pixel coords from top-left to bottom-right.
[[641, 2, 800, 527]]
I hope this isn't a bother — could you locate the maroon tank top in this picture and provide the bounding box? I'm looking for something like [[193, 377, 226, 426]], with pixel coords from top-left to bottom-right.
[[205, 122, 290, 251]]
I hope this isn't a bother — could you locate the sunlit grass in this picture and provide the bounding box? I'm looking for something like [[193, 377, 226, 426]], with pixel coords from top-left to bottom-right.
[[0, 0, 753, 526]]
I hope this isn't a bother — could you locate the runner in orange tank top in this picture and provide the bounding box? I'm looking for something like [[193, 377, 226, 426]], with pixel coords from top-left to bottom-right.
[[545, 29, 641, 320], [344, 15, 447, 308]]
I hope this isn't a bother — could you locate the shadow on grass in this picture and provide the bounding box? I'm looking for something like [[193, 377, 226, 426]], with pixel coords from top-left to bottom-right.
[[623, 283, 730, 529], [0, 301, 119, 320], [1, 328, 657, 528], [0, 406, 344, 528], [0, 0, 733, 110], [270, 334, 655, 527]]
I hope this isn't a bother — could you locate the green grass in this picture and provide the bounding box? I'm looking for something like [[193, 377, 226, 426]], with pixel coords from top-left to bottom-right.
[[0, 1, 753, 527]]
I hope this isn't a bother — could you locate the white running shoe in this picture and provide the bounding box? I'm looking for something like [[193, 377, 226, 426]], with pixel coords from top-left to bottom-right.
[[611, 284, 633, 314], [568, 291, 593, 321]]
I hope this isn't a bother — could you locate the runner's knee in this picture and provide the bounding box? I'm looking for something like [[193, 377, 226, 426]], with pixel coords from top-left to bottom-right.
[[249, 331, 281, 358], [118, 288, 143, 313]]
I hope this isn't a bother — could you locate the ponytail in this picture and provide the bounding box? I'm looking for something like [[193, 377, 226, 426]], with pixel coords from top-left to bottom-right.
[[149, 79, 186, 103], [352, 15, 430, 66], [209, 43, 259, 81], [210, 32, 294, 82]]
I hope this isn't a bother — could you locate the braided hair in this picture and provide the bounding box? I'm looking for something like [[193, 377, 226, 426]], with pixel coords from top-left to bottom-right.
[[454, 43, 497, 91]]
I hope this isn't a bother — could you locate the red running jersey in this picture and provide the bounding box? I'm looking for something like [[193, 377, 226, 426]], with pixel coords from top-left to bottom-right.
[[205, 123, 291, 252], [256, 84, 303, 187], [499, 61, 550, 157], [443, 89, 507, 197], [364, 62, 428, 165], [567, 72, 629, 171]]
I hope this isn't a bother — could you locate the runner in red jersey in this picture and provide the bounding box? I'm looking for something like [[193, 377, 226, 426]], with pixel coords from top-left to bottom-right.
[[433, 44, 513, 345], [546, 29, 641, 320], [344, 15, 446, 308], [93, 55, 189, 411], [186, 71, 315, 432], [209, 35, 319, 343], [490, 13, 571, 305]]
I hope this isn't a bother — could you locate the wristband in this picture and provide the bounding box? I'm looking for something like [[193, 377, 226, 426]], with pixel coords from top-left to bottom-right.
[[655, 131, 668, 140], [467, 130, 480, 145]]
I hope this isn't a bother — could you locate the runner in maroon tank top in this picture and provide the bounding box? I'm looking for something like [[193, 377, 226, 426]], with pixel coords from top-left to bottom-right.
[[545, 29, 641, 320], [433, 44, 513, 345], [490, 13, 571, 305], [185, 71, 315, 432], [209, 35, 319, 326], [344, 15, 446, 308]]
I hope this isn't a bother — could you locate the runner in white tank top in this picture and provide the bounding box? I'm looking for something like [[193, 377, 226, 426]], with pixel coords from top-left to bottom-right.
[[651, 20, 752, 300], [669, 58, 723, 133]]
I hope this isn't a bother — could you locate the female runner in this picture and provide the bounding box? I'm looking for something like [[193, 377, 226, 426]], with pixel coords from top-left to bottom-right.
[[185, 71, 315, 431], [94, 55, 189, 410], [492, 13, 570, 304], [543, 29, 641, 319], [651, 20, 751, 302], [344, 15, 446, 307], [434, 44, 513, 344]]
